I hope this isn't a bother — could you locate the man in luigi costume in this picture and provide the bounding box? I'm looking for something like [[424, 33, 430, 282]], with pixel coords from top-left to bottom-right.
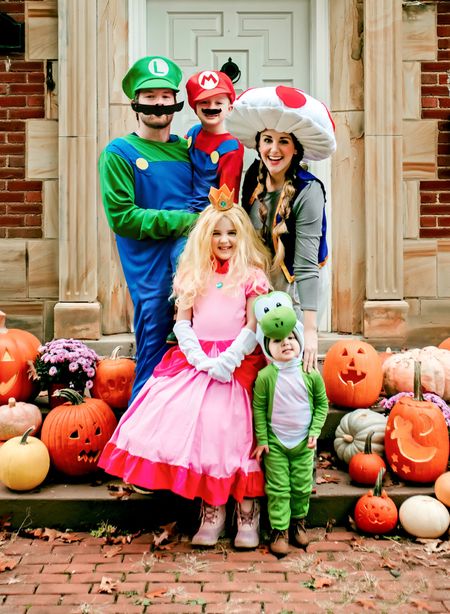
[[99, 56, 198, 401]]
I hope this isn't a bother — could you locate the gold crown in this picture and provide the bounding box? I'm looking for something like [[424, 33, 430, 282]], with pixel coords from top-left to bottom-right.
[[209, 185, 235, 211]]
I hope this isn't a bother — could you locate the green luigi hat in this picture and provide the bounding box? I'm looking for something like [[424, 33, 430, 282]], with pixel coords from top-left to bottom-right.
[[254, 291, 304, 360], [122, 56, 183, 99]]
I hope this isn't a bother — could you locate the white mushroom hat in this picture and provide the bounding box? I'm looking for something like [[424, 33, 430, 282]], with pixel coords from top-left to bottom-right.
[[225, 85, 336, 161]]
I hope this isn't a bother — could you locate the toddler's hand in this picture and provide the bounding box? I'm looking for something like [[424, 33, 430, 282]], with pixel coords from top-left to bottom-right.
[[251, 445, 269, 462], [307, 436, 317, 449]]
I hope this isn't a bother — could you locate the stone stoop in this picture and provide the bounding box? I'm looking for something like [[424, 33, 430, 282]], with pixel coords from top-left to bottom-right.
[[0, 404, 435, 533]]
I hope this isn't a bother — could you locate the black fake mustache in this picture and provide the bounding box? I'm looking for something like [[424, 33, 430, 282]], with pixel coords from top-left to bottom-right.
[[201, 108, 222, 116], [131, 101, 184, 115]]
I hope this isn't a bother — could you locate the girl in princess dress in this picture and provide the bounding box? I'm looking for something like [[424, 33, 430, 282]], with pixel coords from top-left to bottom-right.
[[99, 185, 271, 549]]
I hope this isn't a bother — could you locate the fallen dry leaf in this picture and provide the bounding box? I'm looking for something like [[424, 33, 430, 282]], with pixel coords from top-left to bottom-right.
[[98, 576, 117, 593], [0, 559, 18, 573], [410, 599, 434, 611], [152, 521, 178, 548], [354, 598, 377, 610], [103, 545, 123, 558], [107, 484, 133, 500], [313, 576, 335, 589], [145, 588, 169, 599], [24, 528, 82, 543], [316, 474, 340, 484]]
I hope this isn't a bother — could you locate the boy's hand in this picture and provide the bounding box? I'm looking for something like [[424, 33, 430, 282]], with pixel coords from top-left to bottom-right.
[[307, 436, 317, 449], [252, 445, 269, 462]]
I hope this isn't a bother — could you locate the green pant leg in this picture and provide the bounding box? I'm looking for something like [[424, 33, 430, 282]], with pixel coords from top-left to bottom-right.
[[288, 439, 315, 519], [264, 434, 291, 530]]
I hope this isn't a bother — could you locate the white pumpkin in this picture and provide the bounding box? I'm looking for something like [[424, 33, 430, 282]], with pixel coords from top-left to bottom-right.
[[334, 408, 387, 464], [421, 346, 450, 401], [399, 495, 450, 538]]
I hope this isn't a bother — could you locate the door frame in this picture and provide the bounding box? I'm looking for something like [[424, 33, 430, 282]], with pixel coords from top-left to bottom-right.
[[127, 0, 332, 330]]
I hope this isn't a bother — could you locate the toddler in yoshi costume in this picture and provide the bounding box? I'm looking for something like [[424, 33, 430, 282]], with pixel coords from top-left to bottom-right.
[[252, 291, 329, 557]]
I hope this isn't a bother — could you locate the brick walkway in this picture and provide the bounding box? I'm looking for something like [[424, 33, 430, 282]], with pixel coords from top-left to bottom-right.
[[0, 527, 449, 613]]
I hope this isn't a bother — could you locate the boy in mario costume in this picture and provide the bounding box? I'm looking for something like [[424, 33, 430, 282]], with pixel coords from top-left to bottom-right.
[[185, 70, 244, 211], [98, 56, 198, 401]]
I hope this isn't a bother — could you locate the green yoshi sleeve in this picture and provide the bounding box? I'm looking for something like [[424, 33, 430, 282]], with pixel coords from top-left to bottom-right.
[[99, 150, 198, 240], [252, 374, 270, 446], [308, 371, 329, 438]]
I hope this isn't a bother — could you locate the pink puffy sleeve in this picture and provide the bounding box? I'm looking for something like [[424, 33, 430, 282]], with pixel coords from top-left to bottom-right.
[[245, 268, 270, 298]]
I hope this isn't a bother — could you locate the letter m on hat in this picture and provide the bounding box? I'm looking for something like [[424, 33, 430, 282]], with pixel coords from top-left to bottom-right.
[[199, 71, 219, 88]]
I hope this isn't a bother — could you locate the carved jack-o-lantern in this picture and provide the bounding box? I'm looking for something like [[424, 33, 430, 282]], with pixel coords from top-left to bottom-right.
[[40, 389, 117, 476], [0, 311, 40, 404], [323, 340, 383, 408], [385, 362, 449, 483], [91, 346, 135, 410]]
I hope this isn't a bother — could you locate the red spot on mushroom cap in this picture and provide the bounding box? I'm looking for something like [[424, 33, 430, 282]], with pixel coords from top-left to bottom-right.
[[275, 85, 307, 108]]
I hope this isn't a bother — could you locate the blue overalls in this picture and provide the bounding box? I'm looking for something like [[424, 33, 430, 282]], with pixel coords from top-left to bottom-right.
[[105, 136, 193, 400]]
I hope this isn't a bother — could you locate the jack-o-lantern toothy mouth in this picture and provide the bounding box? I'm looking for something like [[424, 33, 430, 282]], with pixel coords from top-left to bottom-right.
[[339, 369, 366, 386], [78, 450, 100, 463], [0, 374, 18, 396]]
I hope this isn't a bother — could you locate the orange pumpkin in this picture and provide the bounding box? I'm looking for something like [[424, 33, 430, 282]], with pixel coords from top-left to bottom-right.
[[40, 389, 117, 476], [434, 472, 450, 507], [354, 469, 398, 534], [385, 362, 449, 483], [91, 346, 135, 410], [438, 337, 450, 351], [0, 311, 40, 404], [348, 432, 387, 485], [322, 340, 383, 408]]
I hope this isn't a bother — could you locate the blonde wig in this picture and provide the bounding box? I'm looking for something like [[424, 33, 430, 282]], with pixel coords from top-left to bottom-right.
[[173, 204, 271, 310]]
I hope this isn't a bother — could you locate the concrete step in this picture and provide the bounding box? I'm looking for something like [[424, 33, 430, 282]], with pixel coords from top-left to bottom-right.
[[0, 468, 434, 533]]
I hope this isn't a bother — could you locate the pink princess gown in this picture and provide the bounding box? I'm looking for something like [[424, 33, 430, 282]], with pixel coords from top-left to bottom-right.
[[98, 267, 269, 505]]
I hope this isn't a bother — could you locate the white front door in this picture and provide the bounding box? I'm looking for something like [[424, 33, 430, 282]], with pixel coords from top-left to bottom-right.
[[146, 0, 311, 142], [128, 0, 332, 331]]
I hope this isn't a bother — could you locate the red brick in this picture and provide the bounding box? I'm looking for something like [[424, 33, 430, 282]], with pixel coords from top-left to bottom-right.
[[1, 191, 24, 202], [306, 540, 351, 553], [438, 216, 450, 226], [7, 227, 42, 238], [62, 593, 117, 605], [421, 228, 450, 238], [26, 95, 45, 107], [9, 108, 45, 119], [28, 73, 45, 83], [7, 180, 41, 191], [35, 582, 90, 594], [24, 191, 42, 202], [422, 61, 450, 71], [422, 85, 449, 97], [4, 595, 59, 606], [438, 25, 450, 37], [0, 583, 36, 594], [7, 132, 25, 143], [0, 72, 27, 84], [423, 109, 450, 119], [422, 73, 438, 84], [8, 155, 25, 167], [0, 96, 26, 107], [421, 180, 450, 190], [422, 96, 439, 108], [0, 120, 24, 131], [9, 84, 44, 95], [438, 50, 450, 60], [12, 61, 43, 72]]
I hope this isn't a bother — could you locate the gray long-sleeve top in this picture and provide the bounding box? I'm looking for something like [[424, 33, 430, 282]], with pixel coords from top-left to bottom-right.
[[248, 180, 324, 311]]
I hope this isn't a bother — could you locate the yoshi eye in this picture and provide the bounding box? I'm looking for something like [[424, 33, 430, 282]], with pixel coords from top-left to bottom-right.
[[276, 302, 282, 307], [264, 307, 270, 313]]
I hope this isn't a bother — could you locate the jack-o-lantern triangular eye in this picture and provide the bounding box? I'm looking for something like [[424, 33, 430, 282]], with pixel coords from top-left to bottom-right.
[[357, 348, 365, 354], [1, 349, 14, 362], [70, 430, 79, 439], [342, 349, 348, 356], [95, 427, 101, 435]]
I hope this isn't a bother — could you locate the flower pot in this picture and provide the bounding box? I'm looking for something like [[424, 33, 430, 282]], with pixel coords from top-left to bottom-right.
[[48, 384, 85, 409]]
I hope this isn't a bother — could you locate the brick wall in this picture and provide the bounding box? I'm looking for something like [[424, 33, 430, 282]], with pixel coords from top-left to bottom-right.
[[420, 0, 450, 238], [0, 0, 45, 239]]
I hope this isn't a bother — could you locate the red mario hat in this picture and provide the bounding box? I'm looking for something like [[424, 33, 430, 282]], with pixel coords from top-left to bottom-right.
[[186, 71, 236, 109]]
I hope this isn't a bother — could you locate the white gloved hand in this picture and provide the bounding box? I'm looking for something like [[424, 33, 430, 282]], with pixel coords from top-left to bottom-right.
[[207, 328, 257, 383], [173, 320, 214, 372]]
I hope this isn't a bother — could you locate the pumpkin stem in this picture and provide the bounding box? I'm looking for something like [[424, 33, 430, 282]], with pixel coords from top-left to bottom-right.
[[413, 361, 423, 402], [110, 345, 123, 360], [20, 427, 35, 444], [364, 432, 374, 454], [52, 388, 84, 405], [8, 398, 16, 408], [373, 468, 385, 497]]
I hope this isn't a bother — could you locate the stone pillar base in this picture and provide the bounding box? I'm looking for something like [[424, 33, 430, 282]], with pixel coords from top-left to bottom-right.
[[53, 302, 102, 340], [363, 300, 409, 347]]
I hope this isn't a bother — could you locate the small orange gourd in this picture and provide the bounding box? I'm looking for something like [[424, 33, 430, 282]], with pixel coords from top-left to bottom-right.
[[348, 432, 386, 485]]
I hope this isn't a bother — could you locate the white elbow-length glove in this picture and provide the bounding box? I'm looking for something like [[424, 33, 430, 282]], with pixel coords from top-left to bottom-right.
[[173, 320, 215, 372], [208, 328, 258, 383]]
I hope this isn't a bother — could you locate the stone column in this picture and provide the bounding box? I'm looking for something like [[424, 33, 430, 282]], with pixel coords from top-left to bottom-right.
[[363, 0, 409, 342], [53, 0, 101, 339]]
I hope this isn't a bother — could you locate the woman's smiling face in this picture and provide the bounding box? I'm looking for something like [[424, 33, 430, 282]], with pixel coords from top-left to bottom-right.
[[258, 129, 297, 180]]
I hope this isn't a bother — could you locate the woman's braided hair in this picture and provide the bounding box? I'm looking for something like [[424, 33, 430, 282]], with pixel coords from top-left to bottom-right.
[[254, 132, 304, 271]]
